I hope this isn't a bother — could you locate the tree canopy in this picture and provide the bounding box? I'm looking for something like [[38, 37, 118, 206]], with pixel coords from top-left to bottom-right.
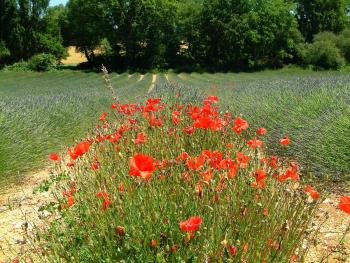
[[1, 0, 349, 70]]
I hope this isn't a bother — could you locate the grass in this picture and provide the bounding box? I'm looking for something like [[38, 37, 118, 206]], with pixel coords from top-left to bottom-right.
[[0, 69, 349, 189]]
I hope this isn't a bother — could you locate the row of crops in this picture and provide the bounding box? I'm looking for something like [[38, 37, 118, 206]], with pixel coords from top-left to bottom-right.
[[0, 70, 349, 188]]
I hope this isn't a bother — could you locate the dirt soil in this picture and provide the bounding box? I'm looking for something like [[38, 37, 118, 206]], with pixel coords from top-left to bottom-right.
[[0, 171, 349, 262]]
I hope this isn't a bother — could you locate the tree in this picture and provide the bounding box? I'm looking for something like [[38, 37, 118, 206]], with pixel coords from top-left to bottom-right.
[[192, 0, 302, 70], [296, 0, 348, 42]]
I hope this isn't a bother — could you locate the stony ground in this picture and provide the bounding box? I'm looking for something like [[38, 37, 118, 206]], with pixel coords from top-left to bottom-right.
[[0, 171, 349, 262]]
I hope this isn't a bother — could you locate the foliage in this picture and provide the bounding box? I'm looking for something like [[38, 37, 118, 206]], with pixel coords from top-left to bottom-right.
[[3, 60, 31, 71], [0, 0, 66, 66], [296, 0, 348, 42], [298, 39, 346, 69], [35, 88, 321, 262], [28, 53, 57, 71]]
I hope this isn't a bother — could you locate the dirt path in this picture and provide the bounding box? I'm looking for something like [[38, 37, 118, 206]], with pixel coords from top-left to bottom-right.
[[0, 170, 52, 261], [0, 171, 349, 262], [148, 74, 157, 93]]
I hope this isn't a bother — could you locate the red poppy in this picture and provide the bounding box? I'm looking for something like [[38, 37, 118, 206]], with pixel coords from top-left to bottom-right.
[[193, 115, 212, 129], [279, 136, 290, 145], [129, 154, 155, 180], [172, 111, 181, 125], [257, 127, 267, 135], [99, 112, 107, 121], [49, 153, 60, 161], [339, 196, 350, 214], [183, 126, 195, 135], [201, 168, 213, 183], [305, 185, 320, 200], [232, 117, 249, 134], [204, 95, 219, 104], [96, 192, 112, 211], [134, 133, 147, 145], [71, 141, 91, 159], [236, 152, 250, 168], [228, 245, 237, 256], [187, 156, 205, 171], [91, 162, 101, 170], [179, 216, 202, 232], [247, 137, 263, 148]]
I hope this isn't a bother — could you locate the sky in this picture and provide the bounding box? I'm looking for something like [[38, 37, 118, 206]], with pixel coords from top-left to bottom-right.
[[50, 0, 68, 6]]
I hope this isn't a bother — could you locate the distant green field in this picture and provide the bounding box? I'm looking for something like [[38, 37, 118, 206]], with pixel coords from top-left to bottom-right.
[[0, 69, 349, 187]]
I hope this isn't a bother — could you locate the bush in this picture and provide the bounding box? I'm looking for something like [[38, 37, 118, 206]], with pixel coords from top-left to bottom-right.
[[35, 86, 323, 262], [3, 61, 31, 72], [299, 40, 345, 69], [28, 53, 57, 71]]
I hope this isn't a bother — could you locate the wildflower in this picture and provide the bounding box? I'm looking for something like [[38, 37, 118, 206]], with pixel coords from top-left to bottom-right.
[[149, 239, 158, 248], [49, 153, 60, 161], [96, 192, 112, 211], [129, 154, 155, 180], [247, 137, 263, 148], [201, 168, 213, 183], [236, 152, 250, 168], [339, 196, 350, 214], [116, 226, 125, 236], [279, 136, 290, 145], [134, 132, 147, 145], [183, 126, 195, 134], [232, 117, 249, 134], [204, 95, 219, 104], [257, 127, 267, 135], [228, 245, 237, 256], [305, 185, 320, 200], [99, 112, 107, 121], [91, 162, 101, 170], [179, 216, 202, 232], [171, 244, 178, 253], [187, 156, 205, 171]]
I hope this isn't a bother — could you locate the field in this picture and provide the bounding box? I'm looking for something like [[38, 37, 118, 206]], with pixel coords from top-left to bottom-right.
[[0, 69, 350, 189]]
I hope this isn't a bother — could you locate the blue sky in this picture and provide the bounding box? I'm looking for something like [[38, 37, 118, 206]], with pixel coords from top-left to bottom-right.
[[50, 0, 68, 6]]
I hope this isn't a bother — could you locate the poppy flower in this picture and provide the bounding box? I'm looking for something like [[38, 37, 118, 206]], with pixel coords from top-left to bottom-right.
[[134, 133, 147, 145], [129, 154, 155, 180], [247, 137, 263, 148], [339, 196, 350, 214], [228, 245, 237, 256], [193, 115, 212, 129], [204, 95, 219, 104], [305, 185, 320, 200], [257, 127, 267, 135], [96, 192, 112, 210], [236, 152, 250, 168], [279, 136, 290, 145], [49, 153, 60, 161], [183, 126, 195, 135], [201, 168, 213, 183], [187, 156, 205, 171], [99, 112, 107, 121], [179, 216, 202, 232], [232, 117, 249, 134]]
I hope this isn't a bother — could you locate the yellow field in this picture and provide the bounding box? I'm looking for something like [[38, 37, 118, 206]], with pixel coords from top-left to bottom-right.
[[61, 46, 87, 65]]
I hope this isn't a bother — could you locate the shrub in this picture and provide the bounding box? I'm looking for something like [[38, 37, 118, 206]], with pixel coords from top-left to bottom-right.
[[299, 40, 345, 69], [28, 53, 57, 72], [35, 86, 323, 262], [3, 61, 31, 72]]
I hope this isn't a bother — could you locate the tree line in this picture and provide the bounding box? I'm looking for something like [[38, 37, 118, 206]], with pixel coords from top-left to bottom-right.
[[1, 0, 350, 71]]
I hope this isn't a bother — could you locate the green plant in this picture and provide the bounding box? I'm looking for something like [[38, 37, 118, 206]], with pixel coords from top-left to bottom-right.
[[299, 40, 345, 69], [36, 89, 321, 262], [28, 53, 57, 72], [3, 60, 31, 72]]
